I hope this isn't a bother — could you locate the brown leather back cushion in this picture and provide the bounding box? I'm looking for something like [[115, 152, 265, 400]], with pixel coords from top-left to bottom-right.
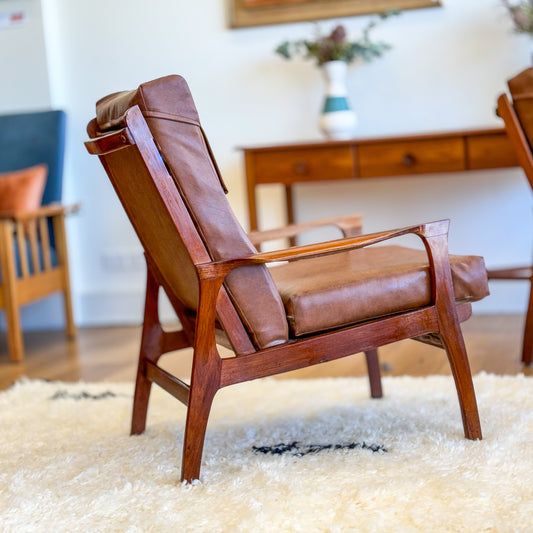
[[508, 67, 533, 148], [95, 76, 288, 349]]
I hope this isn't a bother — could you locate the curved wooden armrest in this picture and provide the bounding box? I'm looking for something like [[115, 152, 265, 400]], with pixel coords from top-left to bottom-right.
[[248, 214, 363, 246], [0, 202, 81, 222], [198, 219, 450, 280], [487, 266, 533, 280]]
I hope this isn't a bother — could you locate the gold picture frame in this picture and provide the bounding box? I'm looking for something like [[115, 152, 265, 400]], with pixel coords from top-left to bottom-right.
[[229, 0, 441, 28]]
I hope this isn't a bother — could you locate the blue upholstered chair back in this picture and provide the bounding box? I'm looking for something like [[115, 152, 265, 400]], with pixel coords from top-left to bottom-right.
[[0, 110, 66, 205]]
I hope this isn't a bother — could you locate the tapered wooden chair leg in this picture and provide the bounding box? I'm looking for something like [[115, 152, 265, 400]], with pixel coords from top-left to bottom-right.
[[180, 274, 224, 482], [62, 289, 77, 339], [131, 265, 164, 435], [181, 376, 218, 483], [521, 281, 533, 365], [131, 355, 156, 435], [5, 303, 23, 363], [364, 349, 383, 399], [439, 320, 482, 440], [62, 283, 76, 339], [0, 222, 24, 362]]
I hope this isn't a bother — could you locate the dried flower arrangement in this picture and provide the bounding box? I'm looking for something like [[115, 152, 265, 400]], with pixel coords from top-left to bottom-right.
[[503, 0, 533, 35], [275, 11, 400, 67]]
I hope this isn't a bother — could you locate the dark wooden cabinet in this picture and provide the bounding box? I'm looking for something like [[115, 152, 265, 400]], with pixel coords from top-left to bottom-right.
[[241, 128, 519, 231]]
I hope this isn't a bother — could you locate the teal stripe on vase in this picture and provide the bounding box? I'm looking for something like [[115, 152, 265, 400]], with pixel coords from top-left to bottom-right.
[[322, 96, 350, 113]]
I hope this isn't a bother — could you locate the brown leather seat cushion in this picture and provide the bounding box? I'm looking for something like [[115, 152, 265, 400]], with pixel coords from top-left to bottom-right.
[[270, 245, 489, 337]]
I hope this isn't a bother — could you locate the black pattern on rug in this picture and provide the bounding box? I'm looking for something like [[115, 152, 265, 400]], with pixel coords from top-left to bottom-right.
[[49, 390, 128, 401], [253, 441, 388, 457]]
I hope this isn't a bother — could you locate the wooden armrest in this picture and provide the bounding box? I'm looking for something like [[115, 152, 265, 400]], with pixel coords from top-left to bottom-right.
[[85, 126, 135, 155], [198, 219, 450, 279], [248, 214, 363, 246], [0, 202, 81, 222], [487, 266, 533, 280]]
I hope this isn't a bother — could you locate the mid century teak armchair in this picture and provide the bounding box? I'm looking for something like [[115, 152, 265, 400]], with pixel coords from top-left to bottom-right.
[[487, 68, 533, 365], [85, 75, 489, 482]]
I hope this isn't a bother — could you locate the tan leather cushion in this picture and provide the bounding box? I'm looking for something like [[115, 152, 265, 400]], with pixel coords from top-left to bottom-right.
[[270, 245, 489, 337], [508, 67, 533, 148], [95, 76, 289, 350], [0, 164, 47, 213]]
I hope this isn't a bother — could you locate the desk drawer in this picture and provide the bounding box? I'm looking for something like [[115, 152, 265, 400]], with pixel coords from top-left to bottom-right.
[[466, 133, 518, 169], [251, 146, 355, 184], [358, 138, 466, 177]]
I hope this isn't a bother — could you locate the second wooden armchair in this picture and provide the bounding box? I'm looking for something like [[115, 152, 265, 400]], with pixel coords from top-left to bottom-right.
[[0, 110, 77, 362], [85, 75, 489, 483], [488, 68, 533, 365]]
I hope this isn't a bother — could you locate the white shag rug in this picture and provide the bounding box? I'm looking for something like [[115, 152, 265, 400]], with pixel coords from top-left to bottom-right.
[[1, 374, 533, 532]]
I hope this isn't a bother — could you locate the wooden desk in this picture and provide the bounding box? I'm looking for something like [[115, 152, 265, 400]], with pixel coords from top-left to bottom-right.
[[241, 128, 519, 232]]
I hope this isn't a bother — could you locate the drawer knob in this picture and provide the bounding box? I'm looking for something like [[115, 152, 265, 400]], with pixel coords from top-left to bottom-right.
[[402, 153, 417, 166], [293, 162, 309, 175]]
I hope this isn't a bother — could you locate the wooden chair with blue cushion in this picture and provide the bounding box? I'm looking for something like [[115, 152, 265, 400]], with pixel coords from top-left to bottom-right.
[[0, 110, 77, 362]]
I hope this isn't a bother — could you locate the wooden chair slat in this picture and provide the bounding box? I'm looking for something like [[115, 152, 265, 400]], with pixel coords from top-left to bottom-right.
[[38, 217, 52, 271], [27, 220, 41, 275], [15, 221, 29, 278]]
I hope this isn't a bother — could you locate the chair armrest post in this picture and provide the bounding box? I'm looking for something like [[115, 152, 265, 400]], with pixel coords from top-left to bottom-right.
[[193, 270, 226, 371], [415, 220, 481, 439], [414, 220, 452, 307]]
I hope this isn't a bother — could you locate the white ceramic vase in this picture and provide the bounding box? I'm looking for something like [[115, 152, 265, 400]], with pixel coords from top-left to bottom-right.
[[318, 60, 357, 140]]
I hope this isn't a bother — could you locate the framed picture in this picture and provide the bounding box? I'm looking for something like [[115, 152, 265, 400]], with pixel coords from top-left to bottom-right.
[[229, 0, 441, 28]]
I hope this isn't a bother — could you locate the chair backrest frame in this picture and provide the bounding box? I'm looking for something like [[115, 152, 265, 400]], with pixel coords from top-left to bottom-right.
[[89, 75, 290, 350], [86, 106, 255, 355], [497, 93, 533, 190]]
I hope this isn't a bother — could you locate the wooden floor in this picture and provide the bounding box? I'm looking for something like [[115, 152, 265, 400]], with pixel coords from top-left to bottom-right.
[[0, 313, 530, 391]]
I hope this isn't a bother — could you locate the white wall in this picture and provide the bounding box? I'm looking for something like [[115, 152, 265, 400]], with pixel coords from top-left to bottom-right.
[[0, 0, 49, 111], [7, 0, 533, 326]]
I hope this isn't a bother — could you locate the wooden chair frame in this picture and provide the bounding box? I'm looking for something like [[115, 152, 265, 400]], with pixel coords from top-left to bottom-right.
[[86, 105, 481, 483], [0, 203, 77, 362], [487, 94, 533, 365]]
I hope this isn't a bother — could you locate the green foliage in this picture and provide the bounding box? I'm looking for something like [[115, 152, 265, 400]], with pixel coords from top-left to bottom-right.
[[275, 11, 401, 67]]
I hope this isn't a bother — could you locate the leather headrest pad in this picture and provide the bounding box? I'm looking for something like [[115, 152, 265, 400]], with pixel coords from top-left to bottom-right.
[[95, 75, 227, 194], [96, 75, 200, 132]]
